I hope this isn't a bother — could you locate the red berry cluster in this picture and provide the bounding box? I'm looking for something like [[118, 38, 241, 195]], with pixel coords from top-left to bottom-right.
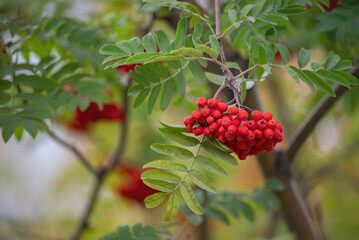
[[115, 164, 158, 204], [184, 97, 283, 160]]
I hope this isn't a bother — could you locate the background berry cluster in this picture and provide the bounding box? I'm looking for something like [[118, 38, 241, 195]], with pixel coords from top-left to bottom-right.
[[184, 97, 283, 160]]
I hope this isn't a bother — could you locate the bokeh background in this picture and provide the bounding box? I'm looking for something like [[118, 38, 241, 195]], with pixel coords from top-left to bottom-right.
[[1, 0, 359, 239]]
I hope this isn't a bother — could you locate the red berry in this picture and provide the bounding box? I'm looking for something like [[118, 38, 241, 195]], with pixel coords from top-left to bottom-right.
[[247, 131, 255, 141], [214, 129, 220, 137], [207, 116, 214, 124], [198, 117, 207, 125], [192, 110, 202, 121], [268, 119, 277, 129], [247, 120, 256, 130], [212, 109, 222, 119], [217, 102, 228, 112], [218, 126, 226, 135], [273, 129, 282, 141], [260, 137, 267, 143], [207, 98, 218, 109], [218, 135, 226, 143], [264, 129, 273, 139], [238, 126, 249, 136], [221, 117, 232, 128], [251, 110, 263, 121], [187, 125, 193, 133], [254, 129, 263, 139], [227, 125, 237, 135], [238, 110, 249, 121], [209, 123, 218, 132], [276, 123, 283, 133], [237, 153, 247, 160], [197, 97, 207, 108], [193, 126, 203, 136], [225, 131, 235, 142], [232, 117, 241, 126], [201, 107, 211, 117], [228, 106, 239, 115], [184, 117, 191, 126], [216, 118, 222, 126], [254, 143, 264, 153], [256, 119, 267, 131], [265, 145, 274, 152], [236, 135, 245, 142], [247, 139, 256, 146], [203, 127, 211, 137], [234, 141, 247, 150], [263, 112, 273, 121]]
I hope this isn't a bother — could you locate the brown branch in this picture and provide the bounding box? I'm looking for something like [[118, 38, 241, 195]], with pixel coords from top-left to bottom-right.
[[282, 67, 359, 169], [48, 131, 96, 175], [244, 86, 323, 240], [70, 83, 130, 240]]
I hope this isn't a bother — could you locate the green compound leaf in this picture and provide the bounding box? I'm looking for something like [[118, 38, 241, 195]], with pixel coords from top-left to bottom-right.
[[180, 182, 203, 215], [15, 75, 57, 90], [164, 192, 180, 221], [204, 72, 224, 85], [331, 71, 358, 85], [196, 155, 227, 176], [274, 43, 290, 65], [202, 141, 238, 166], [133, 88, 150, 108], [316, 69, 350, 88], [175, 18, 187, 49], [147, 84, 161, 115], [99, 43, 123, 55], [238, 200, 255, 222], [159, 128, 200, 146], [150, 143, 194, 159], [159, 121, 188, 132], [143, 160, 188, 172], [176, 69, 186, 97], [141, 170, 181, 184], [160, 78, 174, 111], [192, 23, 203, 46], [272, 64, 299, 84], [116, 226, 132, 240], [188, 169, 216, 192], [171, 47, 202, 57], [204, 206, 230, 225], [124, 52, 160, 65], [289, 67, 315, 93], [188, 61, 205, 82], [209, 35, 220, 56], [298, 48, 312, 69], [324, 51, 340, 70], [143, 179, 174, 192], [302, 70, 335, 96], [144, 192, 167, 209], [155, 30, 171, 53], [142, 32, 157, 52], [196, 45, 218, 59], [278, 5, 307, 15]]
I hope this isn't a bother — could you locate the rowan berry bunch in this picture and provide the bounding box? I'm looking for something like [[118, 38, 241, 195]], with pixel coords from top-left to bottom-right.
[[184, 97, 283, 160]]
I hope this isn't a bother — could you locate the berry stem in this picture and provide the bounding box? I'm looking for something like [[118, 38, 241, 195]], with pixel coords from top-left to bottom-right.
[[240, 104, 254, 112], [233, 65, 258, 80]]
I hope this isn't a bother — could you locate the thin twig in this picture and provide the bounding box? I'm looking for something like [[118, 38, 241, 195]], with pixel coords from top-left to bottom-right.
[[48, 131, 96, 175], [70, 83, 130, 240], [213, 82, 226, 99], [233, 65, 257, 80], [184, 57, 233, 79]]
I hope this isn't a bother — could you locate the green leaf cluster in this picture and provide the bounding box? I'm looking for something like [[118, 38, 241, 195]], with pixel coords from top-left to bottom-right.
[[142, 122, 238, 221], [100, 223, 170, 240]]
